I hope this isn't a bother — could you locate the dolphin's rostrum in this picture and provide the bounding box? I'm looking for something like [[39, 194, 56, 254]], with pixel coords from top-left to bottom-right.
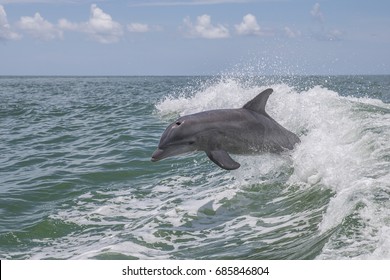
[[151, 88, 300, 170]]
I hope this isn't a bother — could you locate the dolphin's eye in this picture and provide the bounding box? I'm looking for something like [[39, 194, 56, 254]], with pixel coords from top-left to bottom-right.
[[176, 121, 182, 126], [189, 141, 195, 145]]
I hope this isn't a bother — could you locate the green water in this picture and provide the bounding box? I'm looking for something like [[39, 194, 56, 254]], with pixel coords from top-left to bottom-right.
[[1, 76, 389, 259]]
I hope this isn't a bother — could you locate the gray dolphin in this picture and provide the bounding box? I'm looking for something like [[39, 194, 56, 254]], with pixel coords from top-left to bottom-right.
[[151, 88, 300, 170]]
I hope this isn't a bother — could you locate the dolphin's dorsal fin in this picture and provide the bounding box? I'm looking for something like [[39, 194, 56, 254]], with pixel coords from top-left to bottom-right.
[[206, 150, 240, 170], [243, 88, 273, 115]]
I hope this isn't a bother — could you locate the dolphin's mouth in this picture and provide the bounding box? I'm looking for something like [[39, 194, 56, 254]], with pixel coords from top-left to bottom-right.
[[151, 145, 196, 162], [151, 148, 165, 162]]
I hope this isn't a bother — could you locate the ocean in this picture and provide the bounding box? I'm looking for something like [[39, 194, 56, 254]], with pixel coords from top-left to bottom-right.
[[0, 75, 389, 260]]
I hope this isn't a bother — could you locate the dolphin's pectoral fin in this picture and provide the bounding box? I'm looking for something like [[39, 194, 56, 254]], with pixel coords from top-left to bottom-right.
[[206, 150, 241, 170]]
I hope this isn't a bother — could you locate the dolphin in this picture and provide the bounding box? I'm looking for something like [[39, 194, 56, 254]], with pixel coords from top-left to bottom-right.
[[151, 88, 300, 170]]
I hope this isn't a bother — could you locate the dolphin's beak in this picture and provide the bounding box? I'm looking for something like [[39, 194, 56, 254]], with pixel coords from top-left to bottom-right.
[[151, 145, 195, 162], [151, 148, 165, 162]]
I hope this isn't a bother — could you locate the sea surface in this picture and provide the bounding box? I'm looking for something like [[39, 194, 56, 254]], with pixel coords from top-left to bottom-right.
[[0, 75, 389, 260]]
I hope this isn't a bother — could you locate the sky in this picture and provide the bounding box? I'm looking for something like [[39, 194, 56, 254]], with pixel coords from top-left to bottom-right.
[[0, 0, 389, 75]]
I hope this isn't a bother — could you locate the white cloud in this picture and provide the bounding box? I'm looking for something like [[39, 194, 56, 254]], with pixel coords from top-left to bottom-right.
[[59, 4, 123, 44], [127, 23, 149, 33], [320, 28, 343, 41], [327, 29, 343, 41], [182, 14, 229, 39], [58, 18, 78, 30], [127, 22, 163, 33], [284, 26, 301, 38], [309, 3, 344, 41], [83, 4, 123, 43], [310, 26, 345, 41], [310, 3, 324, 23], [17, 12, 63, 40], [0, 5, 20, 40], [235, 14, 261, 36]]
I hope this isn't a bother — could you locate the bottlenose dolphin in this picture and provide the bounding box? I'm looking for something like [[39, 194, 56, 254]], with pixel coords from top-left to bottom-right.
[[151, 88, 300, 170]]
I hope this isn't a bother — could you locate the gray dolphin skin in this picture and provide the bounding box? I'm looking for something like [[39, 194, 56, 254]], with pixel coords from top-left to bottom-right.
[[151, 88, 300, 170]]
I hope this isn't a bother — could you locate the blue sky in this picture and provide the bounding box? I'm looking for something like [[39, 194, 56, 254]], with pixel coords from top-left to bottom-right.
[[0, 0, 389, 75]]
